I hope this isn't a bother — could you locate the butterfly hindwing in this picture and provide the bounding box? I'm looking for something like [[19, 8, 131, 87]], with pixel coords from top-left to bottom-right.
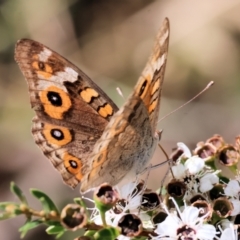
[[80, 18, 170, 192]]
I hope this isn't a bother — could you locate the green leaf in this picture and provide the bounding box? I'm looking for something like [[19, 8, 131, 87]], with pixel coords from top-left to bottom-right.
[[0, 202, 20, 210], [46, 225, 65, 234], [94, 227, 120, 240], [30, 189, 59, 213], [13, 208, 23, 215], [56, 231, 65, 239], [0, 212, 16, 220], [46, 224, 65, 239], [10, 182, 28, 205], [84, 230, 96, 237], [19, 219, 43, 238], [0, 202, 22, 219], [45, 220, 62, 226]]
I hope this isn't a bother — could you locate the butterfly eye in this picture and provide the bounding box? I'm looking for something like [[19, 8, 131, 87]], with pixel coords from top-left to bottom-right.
[[47, 91, 62, 106], [50, 129, 64, 140]]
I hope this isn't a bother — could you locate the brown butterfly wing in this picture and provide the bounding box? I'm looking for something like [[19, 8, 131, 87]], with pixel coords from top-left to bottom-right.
[[15, 39, 119, 188], [134, 18, 169, 132], [81, 18, 170, 192]]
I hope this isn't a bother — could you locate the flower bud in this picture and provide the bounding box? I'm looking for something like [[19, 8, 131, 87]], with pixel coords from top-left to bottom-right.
[[167, 180, 186, 199], [118, 214, 142, 237], [194, 142, 216, 161], [213, 197, 233, 218], [218, 145, 239, 166], [206, 134, 225, 150], [94, 183, 119, 213], [141, 191, 160, 211], [189, 194, 206, 204], [152, 210, 168, 224], [191, 200, 212, 220], [60, 204, 87, 231], [209, 184, 224, 200]]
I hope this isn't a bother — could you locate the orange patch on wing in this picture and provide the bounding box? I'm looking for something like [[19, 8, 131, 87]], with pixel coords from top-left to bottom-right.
[[32, 61, 53, 79], [37, 70, 53, 79], [92, 147, 108, 169], [87, 148, 107, 181], [110, 117, 127, 136], [40, 86, 72, 119], [98, 103, 113, 118], [43, 123, 72, 146], [63, 153, 83, 181], [151, 78, 160, 96], [148, 98, 157, 113], [32, 61, 39, 70], [80, 88, 99, 103], [32, 54, 39, 60]]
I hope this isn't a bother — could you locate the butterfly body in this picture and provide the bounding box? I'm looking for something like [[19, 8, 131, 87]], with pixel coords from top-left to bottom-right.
[[15, 18, 169, 192]]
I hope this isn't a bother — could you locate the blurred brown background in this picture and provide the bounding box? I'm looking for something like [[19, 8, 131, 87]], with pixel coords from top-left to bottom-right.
[[1, 0, 240, 239]]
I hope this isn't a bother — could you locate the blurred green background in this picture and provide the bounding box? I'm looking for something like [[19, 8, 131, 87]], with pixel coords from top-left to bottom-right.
[[1, 0, 240, 239]]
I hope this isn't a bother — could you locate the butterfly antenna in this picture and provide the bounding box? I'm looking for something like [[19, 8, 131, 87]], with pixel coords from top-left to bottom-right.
[[137, 164, 152, 215], [159, 166, 171, 199], [148, 144, 173, 172], [157, 81, 214, 123], [156, 143, 175, 199], [116, 87, 125, 100], [158, 144, 173, 172]]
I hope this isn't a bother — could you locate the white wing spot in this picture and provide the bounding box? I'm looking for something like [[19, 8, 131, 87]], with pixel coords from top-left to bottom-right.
[[38, 48, 52, 62], [56, 67, 78, 83], [155, 54, 166, 71]]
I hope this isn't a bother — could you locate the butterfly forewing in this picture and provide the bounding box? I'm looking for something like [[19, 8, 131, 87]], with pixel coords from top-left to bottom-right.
[[15, 39, 119, 188], [134, 18, 169, 132]]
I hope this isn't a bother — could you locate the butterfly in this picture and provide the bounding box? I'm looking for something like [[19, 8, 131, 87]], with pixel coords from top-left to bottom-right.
[[15, 18, 169, 193]]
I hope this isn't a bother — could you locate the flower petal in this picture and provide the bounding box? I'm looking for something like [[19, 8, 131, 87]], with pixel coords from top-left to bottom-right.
[[224, 180, 240, 197], [199, 173, 218, 192], [185, 156, 204, 174], [172, 164, 186, 179], [177, 142, 192, 158], [196, 224, 217, 240], [230, 199, 240, 216]]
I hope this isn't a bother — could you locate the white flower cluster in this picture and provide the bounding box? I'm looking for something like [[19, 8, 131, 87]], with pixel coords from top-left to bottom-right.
[[92, 141, 240, 240]]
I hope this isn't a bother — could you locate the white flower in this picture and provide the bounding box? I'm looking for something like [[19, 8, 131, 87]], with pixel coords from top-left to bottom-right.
[[172, 156, 205, 179], [199, 173, 219, 193], [176, 142, 192, 159], [171, 153, 218, 199], [172, 163, 186, 179], [224, 180, 240, 198], [224, 180, 240, 216], [116, 182, 142, 212], [184, 156, 205, 174], [91, 181, 152, 232], [154, 199, 217, 240], [219, 223, 237, 240]]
